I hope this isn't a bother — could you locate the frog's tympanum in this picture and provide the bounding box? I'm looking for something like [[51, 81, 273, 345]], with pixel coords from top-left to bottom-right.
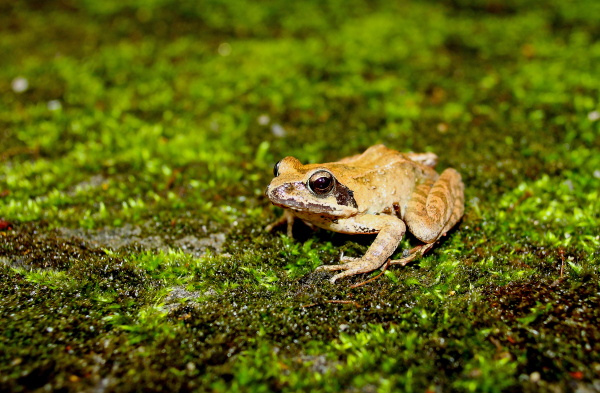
[[265, 145, 464, 283]]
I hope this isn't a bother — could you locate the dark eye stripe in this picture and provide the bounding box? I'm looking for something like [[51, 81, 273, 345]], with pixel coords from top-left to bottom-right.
[[333, 182, 358, 208]]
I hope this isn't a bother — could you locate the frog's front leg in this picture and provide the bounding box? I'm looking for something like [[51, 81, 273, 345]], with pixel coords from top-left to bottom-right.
[[266, 210, 318, 238], [265, 210, 296, 237], [316, 215, 406, 283]]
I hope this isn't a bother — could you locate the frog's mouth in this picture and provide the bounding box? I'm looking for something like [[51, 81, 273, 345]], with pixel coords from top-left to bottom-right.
[[271, 198, 337, 214]]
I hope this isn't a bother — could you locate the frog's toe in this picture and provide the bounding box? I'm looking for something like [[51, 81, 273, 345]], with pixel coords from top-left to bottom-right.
[[390, 253, 418, 266], [390, 243, 436, 266], [317, 258, 386, 283], [329, 268, 368, 283], [316, 259, 364, 273], [315, 264, 346, 272]]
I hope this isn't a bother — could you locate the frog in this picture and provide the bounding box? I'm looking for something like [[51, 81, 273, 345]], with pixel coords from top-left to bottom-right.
[[265, 144, 464, 283]]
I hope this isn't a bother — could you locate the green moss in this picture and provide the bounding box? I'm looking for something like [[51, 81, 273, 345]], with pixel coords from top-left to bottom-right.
[[1, 0, 599, 391]]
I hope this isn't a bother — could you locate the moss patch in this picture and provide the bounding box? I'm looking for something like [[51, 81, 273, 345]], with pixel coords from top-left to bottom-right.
[[1, 0, 599, 391]]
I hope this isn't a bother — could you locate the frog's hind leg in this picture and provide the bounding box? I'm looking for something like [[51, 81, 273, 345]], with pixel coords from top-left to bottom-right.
[[393, 168, 464, 265]]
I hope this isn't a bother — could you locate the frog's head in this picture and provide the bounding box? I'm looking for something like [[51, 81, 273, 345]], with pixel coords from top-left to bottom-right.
[[266, 157, 358, 217]]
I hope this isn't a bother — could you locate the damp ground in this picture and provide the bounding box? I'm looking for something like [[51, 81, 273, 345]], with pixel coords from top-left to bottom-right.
[[1, 1, 599, 392]]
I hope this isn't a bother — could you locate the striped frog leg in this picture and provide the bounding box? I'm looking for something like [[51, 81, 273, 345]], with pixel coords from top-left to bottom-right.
[[392, 168, 465, 265]]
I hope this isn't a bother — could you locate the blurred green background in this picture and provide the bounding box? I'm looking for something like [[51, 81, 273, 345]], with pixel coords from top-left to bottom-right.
[[1, 0, 599, 391]]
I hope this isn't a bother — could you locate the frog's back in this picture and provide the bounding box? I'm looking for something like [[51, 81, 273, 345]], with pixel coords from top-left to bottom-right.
[[337, 144, 404, 168], [299, 144, 439, 198], [336, 145, 439, 214], [338, 144, 438, 172]]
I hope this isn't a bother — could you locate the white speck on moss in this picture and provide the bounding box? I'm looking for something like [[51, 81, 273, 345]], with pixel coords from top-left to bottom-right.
[[271, 123, 286, 137], [47, 100, 62, 111], [258, 114, 270, 125], [11, 77, 28, 93]]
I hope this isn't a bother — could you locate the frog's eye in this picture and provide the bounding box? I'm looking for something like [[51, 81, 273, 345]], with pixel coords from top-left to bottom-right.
[[273, 160, 282, 177], [308, 170, 335, 195]]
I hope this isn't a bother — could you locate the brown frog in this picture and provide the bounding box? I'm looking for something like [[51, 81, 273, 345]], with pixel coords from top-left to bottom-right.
[[265, 144, 464, 283]]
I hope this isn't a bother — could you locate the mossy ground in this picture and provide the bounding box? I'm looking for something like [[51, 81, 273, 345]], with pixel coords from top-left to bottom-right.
[[1, 0, 599, 391]]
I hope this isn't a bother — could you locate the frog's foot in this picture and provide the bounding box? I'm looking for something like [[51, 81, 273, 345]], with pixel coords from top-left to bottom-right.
[[316, 257, 387, 284], [390, 243, 436, 266]]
